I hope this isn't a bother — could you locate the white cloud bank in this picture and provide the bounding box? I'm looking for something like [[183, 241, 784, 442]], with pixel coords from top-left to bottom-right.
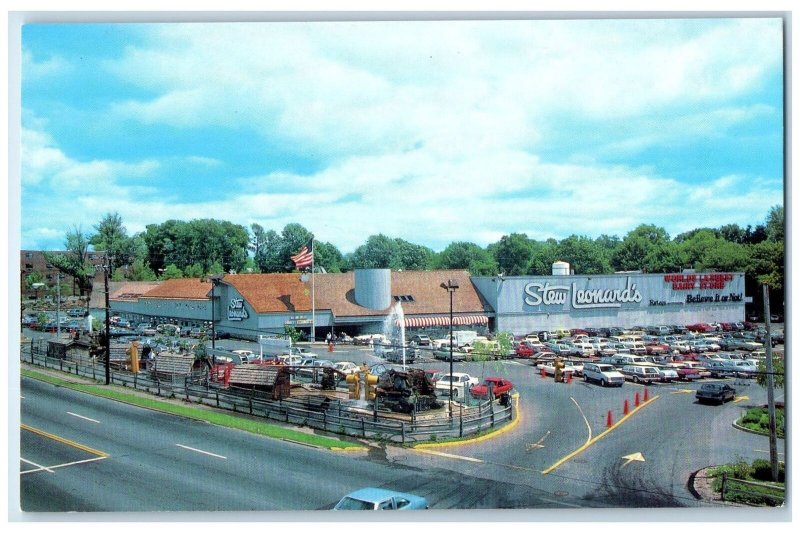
[[20, 18, 784, 252]]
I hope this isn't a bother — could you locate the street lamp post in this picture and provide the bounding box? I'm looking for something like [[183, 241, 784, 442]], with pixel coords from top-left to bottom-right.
[[441, 279, 459, 417], [208, 274, 224, 350]]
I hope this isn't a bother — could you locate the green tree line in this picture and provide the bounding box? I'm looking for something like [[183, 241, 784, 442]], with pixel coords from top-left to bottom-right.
[[43, 206, 784, 311]]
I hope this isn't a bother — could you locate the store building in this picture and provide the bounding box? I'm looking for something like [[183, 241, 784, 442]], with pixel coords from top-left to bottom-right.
[[108, 270, 492, 340], [472, 270, 746, 335]]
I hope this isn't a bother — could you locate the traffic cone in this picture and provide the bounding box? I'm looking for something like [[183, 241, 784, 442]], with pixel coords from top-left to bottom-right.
[[566, 372, 572, 384], [623, 399, 630, 415], [540, 367, 547, 379], [606, 410, 614, 427], [327, 343, 333, 352], [644, 388, 650, 402], [635, 392, 641, 407]]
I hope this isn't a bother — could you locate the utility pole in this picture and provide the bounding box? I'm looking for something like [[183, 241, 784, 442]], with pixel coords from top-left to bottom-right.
[[56, 272, 61, 338], [762, 284, 779, 482], [97, 254, 112, 385]]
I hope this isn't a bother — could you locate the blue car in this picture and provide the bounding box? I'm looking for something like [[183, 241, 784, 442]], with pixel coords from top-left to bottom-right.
[[333, 487, 429, 510]]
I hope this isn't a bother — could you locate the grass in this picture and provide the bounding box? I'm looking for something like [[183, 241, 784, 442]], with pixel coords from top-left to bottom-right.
[[707, 458, 785, 506], [737, 406, 785, 438], [21, 368, 364, 451]]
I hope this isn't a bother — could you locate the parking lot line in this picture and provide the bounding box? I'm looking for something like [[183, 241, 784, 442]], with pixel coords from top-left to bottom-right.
[[413, 449, 484, 463], [67, 411, 101, 424], [541, 395, 660, 475]]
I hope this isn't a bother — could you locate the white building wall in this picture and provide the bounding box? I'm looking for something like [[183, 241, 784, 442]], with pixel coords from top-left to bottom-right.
[[477, 273, 745, 335]]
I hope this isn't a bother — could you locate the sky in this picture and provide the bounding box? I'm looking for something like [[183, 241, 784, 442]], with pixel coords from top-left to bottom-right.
[[17, 16, 785, 254]]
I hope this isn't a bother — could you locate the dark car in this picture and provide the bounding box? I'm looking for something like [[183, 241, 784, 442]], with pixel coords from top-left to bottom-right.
[[695, 383, 736, 405], [409, 334, 431, 346]]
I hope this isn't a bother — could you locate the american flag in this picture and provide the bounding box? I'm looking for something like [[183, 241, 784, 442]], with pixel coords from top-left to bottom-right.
[[291, 238, 313, 270]]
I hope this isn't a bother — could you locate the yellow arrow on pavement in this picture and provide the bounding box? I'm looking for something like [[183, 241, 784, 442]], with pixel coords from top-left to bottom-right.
[[621, 452, 645, 467], [526, 430, 551, 450], [733, 396, 750, 403], [671, 389, 695, 394]]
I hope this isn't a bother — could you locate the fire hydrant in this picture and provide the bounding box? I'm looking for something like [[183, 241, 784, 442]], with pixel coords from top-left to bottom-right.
[[554, 356, 565, 383]]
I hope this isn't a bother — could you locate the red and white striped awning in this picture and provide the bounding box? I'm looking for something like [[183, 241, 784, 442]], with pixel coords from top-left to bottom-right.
[[399, 315, 489, 328]]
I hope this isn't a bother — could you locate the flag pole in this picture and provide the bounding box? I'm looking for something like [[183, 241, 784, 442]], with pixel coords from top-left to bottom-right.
[[311, 237, 316, 343]]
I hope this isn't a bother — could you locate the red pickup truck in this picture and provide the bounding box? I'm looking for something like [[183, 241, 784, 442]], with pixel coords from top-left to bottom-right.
[[469, 377, 513, 400]]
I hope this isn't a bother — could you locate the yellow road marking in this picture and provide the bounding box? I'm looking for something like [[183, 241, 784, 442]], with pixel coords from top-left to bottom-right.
[[526, 430, 551, 450], [733, 396, 750, 403], [671, 389, 694, 394], [414, 393, 521, 449], [21, 423, 108, 458], [541, 396, 660, 475]]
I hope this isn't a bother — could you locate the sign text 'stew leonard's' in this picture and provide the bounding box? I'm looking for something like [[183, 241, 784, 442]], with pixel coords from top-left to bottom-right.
[[524, 277, 644, 310]]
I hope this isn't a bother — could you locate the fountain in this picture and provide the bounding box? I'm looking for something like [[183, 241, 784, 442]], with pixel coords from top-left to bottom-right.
[[382, 301, 408, 370]]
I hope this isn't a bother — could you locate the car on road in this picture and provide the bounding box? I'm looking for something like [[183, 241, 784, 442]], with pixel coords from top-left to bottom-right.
[[333, 487, 429, 510], [297, 359, 335, 377], [582, 362, 625, 387], [695, 383, 736, 405], [434, 373, 479, 400], [231, 349, 257, 363], [469, 377, 513, 400], [537, 360, 582, 377]]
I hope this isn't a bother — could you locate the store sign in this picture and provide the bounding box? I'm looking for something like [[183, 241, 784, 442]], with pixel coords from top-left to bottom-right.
[[228, 298, 249, 321], [524, 277, 643, 310], [664, 273, 734, 290]]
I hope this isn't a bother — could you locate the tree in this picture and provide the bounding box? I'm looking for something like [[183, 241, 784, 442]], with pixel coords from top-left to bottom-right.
[[126, 258, 157, 281], [160, 264, 184, 279], [612, 224, 673, 272], [756, 357, 784, 389], [490, 233, 532, 276], [24, 271, 44, 292], [765, 205, 784, 243], [393, 238, 434, 270], [313, 240, 346, 273], [348, 234, 398, 269], [44, 225, 95, 297], [90, 212, 136, 275], [435, 242, 498, 275], [249, 223, 268, 260], [555, 235, 612, 275]]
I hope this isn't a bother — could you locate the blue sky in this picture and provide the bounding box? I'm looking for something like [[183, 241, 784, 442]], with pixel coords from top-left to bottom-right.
[[18, 17, 785, 253]]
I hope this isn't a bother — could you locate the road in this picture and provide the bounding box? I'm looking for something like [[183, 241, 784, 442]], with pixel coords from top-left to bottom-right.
[[18, 332, 785, 511]]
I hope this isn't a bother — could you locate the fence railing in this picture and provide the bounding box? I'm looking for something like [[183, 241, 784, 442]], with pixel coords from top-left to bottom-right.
[[20, 339, 513, 444], [721, 473, 785, 506]]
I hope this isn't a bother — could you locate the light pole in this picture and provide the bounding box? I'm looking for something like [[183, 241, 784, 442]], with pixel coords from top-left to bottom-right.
[[208, 274, 224, 350], [441, 279, 459, 417]]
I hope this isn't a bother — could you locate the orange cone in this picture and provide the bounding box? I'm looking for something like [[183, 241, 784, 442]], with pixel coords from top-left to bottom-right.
[[606, 410, 614, 427], [635, 392, 641, 407], [540, 367, 547, 379], [644, 388, 650, 402], [623, 399, 630, 415], [566, 372, 572, 384]]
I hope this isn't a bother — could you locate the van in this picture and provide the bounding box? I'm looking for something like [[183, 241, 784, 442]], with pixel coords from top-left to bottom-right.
[[620, 365, 661, 384], [582, 362, 625, 387]]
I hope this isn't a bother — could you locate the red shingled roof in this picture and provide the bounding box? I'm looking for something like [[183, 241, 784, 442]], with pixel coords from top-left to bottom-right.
[[108, 281, 163, 301], [221, 270, 488, 317], [140, 278, 211, 300], [223, 273, 310, 314]]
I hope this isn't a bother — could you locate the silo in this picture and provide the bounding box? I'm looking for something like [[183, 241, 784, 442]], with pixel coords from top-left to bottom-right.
[[354, 269, 392, 310], [552, 261, 570, 276]]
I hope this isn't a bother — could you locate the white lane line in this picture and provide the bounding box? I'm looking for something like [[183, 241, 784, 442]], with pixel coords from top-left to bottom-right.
[[21, 456, 108, 475], [413, 449, 484, 463], [20, 457, 55, 473], [570, 397, 592, 445], [539, 497, 582, 508], [176, 444, 227, 459], [67, 412, 101, 424]]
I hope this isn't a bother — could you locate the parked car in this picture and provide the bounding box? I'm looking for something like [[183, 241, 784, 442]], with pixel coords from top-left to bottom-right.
[[232, 349, 257, 363], [469, 377, 513, 400], [409, 334, 432, 346], [297, 359, 335, 377], [66, 308, 86, 318], [434, 373, 479, 399], [515, 344, 535, 358], [333, 488, 429, 510], [433, 348, 466, 362], [703, 361, 730, 378], [695, 383, 736, 405], [619, 365, 661, 384], [582, 362, 625, 387], [334, 361, 360, 375], [722, 360, 758, 378]]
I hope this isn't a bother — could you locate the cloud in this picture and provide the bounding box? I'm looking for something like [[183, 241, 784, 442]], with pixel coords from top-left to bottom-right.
[[20, 19, 784, 253], [22, 48, 71, 81]]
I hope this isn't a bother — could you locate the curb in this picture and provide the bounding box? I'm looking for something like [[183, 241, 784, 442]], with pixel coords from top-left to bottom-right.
[[731, 420, 785, 439]]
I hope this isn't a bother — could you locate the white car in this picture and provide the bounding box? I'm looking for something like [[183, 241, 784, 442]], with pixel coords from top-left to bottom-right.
[[537, 361, 582, 377], [434, 373, 479, 400], [334, 361, 360, 375], [582, 362, 625, 387]]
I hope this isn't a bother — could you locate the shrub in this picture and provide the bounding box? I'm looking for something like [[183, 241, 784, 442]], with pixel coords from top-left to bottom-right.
[[751, 459, 785, 483]]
